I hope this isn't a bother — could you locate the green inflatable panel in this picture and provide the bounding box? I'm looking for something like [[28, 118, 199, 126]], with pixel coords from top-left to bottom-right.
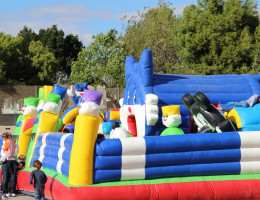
[[161, 127, 184, 136], [32, 113, 41, 133], [14, 115, 24, 136]]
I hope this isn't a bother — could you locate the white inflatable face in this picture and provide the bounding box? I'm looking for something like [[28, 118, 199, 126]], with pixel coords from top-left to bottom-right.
[[23, 106, 38, 117], [79, 102, 100, 116], [110, 127, 128, 139], [37, 100, 45, 112], [75, 91, 84, 97], [162, 114, 182, 128], [43, 102, 60, 115]]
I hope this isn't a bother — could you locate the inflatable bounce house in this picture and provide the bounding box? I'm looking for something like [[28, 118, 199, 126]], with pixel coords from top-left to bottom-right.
[[2, 49, 260, 199]]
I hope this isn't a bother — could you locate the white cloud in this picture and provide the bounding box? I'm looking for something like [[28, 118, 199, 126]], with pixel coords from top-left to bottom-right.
[[117, 4, 186, 22], [173, 5, 187, 16], [19, 4, 114, 23], [0, 3, 116, 45], [0, 3, 188, 45], [82, 33, 94, 44]]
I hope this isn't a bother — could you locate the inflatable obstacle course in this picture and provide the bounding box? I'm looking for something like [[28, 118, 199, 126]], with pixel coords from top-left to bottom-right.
[[3, 49, 260, 199]]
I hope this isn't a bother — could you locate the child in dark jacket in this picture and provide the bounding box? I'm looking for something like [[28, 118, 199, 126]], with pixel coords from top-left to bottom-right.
[[30, 160, 48, 200]]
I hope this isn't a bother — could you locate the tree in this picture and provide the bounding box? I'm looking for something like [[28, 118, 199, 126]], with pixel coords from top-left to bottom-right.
[[252, 23, 260, 74], [0, 60, 6, 83], [0, 32, 29, 84], [178, 0, 259, 74], [28, 41, 59, 84], [70, 29, 126, 107], [63, 34, 84, 75], [38, 25, 66, 70], [18, 26, 37, 50], [123, 0, 180, 73], [70, 29, 126, 88], [38, 25, 83, 75]]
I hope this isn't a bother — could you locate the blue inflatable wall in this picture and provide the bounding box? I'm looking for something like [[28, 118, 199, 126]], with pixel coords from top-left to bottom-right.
[[31, 133, 73, 177], [93, 131, 260, 184], [24, 131, 260, 185], [123, 49, 260, 135]]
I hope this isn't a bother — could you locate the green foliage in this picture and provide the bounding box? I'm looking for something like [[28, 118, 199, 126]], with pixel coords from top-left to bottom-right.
[[18, 25, 83, 78], [0, 25, 84, 85], [0, 32, 59, 85], [0, 32, 29, 84], [2, 0, 260, 87], [178, 0, 259, 74], [18, 26, 37, 50], [252, 22, 260, 73], [63, 34, 84, 75], [123, 0, 180, 73], [38, 25, 83, 75], [69, 29, 126, 88], [38, 25, 66, 71], [28, 41, 59, 84]]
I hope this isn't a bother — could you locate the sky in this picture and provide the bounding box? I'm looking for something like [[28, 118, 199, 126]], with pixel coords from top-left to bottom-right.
[[0, 0, 259, 45]]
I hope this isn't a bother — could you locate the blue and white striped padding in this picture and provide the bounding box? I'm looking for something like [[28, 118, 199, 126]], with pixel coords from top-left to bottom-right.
[[31, 132, 73, 177], [93, 131, 260, 183]]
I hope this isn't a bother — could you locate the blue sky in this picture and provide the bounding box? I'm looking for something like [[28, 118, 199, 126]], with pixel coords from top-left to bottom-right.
[[0, 0, 258, 45]]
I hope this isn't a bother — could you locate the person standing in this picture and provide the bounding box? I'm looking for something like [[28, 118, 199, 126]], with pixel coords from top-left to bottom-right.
[[30, 160, 48, 200], [1, 132, 17, 199], [7, 132, 19, 197]]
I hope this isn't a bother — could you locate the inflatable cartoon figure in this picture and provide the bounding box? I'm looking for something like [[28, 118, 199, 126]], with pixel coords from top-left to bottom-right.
[[17, 97, 40, 156], [43, 93, 61, 115], [22, 98, 39, 117], [61, 82, 88, 128], [67, 82, 88, 105], [160, 105, 184, 136], [69, 89, 102, 185], [27, 93, 63, 166]]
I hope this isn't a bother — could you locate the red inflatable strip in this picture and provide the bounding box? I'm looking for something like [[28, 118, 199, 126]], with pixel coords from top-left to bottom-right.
[[16, 171, 260, 200], [23, 115, 37, 132]]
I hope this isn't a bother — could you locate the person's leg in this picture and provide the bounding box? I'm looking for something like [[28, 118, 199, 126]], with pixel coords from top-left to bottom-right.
[[235, 100, 248, 108], [9, 161, 18, 194], [1, 162, 10, 194], [218, 106, 234, 112], [39, 188, 45, 200], [34, 188, 40, 200]]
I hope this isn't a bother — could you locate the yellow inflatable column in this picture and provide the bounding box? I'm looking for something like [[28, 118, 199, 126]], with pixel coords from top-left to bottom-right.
[[43, 86, 53, 100], [69, 89, 103, 185], [18, 115, 33, 155], [68, 115, 99, 185]]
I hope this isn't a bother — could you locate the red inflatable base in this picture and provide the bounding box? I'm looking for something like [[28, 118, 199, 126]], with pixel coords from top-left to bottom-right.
[[15, 171, 260, 200]]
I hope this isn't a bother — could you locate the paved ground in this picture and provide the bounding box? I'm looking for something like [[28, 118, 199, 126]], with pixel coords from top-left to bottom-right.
[[2, 193, 34, 199]]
